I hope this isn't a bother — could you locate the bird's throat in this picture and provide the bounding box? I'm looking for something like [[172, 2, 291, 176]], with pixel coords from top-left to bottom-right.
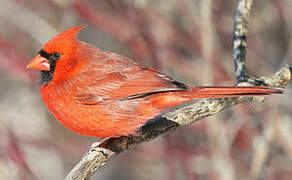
[[39, 49, 57, 86], [40, 66, 56, 85]]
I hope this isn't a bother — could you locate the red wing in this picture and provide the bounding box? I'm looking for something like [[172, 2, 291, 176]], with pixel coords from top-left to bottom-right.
[[72, 52, 189, 105], [106, 67, 188, 99]]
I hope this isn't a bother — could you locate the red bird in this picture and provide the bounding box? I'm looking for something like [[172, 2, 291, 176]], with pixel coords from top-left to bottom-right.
[[27, 25, 282, 138]]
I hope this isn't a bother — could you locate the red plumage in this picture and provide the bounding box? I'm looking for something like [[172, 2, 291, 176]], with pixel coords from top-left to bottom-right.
[[27, 25, 283, 138]]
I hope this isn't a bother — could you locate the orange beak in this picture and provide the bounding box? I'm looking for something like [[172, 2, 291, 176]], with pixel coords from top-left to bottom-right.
[[27, 55, 50, 71]]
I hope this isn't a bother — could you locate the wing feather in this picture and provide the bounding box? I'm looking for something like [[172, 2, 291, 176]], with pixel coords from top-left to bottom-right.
[[72, 52, 189, 105]]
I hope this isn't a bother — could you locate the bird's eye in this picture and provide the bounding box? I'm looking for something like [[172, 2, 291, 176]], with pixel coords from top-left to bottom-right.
[[52, 52, 61, 60]]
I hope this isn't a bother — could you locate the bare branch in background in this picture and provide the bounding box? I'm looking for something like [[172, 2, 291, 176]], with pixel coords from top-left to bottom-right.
[[233, 0, 253, 82], [66, 0, 292, 179]]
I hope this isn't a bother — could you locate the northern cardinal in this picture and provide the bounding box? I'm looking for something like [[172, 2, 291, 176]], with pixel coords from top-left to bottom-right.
[[27, 25, 282, 138]]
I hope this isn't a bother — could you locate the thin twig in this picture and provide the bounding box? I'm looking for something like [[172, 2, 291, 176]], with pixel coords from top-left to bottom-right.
[[233, 0, 253, 82]]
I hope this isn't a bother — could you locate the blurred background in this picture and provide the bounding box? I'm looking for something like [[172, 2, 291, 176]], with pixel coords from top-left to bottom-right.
[[0, 0, 291, 179]]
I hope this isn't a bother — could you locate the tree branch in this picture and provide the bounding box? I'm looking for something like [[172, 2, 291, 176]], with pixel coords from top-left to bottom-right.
[[233, 0, 252, 82], [65, 0, 291, 179]]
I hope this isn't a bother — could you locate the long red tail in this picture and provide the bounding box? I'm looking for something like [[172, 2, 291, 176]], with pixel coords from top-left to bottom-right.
[[190, 86, 283, 98]]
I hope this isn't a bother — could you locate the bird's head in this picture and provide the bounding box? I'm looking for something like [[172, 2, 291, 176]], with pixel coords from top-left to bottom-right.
[[27, 25, 86, 85]]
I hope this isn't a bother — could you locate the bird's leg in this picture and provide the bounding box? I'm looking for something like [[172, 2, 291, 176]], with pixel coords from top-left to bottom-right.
[[90, 138, 110, 150]]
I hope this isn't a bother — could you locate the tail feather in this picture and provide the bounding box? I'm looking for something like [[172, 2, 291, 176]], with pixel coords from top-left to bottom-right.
[[191, 86, 283, 98]]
